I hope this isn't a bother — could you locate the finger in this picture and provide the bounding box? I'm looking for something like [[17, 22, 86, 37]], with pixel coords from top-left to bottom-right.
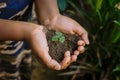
[[47, 59, 61, 70], [71, 55, 77, 62], [64, 51, 71, 57], [77, 40, 85, 46], [74, 50, 79, 56], [60, 51, 71, 69], [37, 52, 62, 70], [69, 30, 75, 35], [77, 46, 85, 54], [81, 33, 89, 45], [75, 27, 89, 45]]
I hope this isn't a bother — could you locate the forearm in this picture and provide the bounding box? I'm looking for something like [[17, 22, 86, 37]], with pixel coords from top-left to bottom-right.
[[34, 0, 60, 25], [0, 19, 37, 41]]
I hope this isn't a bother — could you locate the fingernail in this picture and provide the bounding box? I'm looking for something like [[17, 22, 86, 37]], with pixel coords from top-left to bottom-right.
[[74, 50, 79, 55], [87, 40, 90, 44], [65, 51, 70, 57], [54, 66, 61, 70], [72, 55, 77, 62]]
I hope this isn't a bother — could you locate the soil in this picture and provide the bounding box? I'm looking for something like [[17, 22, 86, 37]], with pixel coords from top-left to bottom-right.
[[31, 30, 79, 80], [46, 30, 79, 62]]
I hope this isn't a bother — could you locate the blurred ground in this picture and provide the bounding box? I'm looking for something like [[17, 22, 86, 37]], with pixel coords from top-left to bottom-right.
[[31, 59, 61, 80]]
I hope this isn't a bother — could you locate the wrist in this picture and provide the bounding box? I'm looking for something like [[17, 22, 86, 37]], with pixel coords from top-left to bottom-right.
[[24, 23, 43, 41], [40, 14, 61, 30]]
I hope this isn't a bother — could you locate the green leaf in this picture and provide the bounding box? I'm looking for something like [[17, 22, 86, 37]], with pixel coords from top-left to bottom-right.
[[105, 12, 109, 21], [52, 36, 59, 41], [116, 76, 120, 80], [109, 0, 114, 7], [59, 36, 65, 43], [96, 0, 103, 11], [113, 65, 120, 72], [67, 0, 83, 14], [97, 10, 102, 23], [114, 20, 120, 27], [112, 29, 120, 43], [87, 0, 95, 9], [57, 0, 67, 11], [55, 31, 63, 36]]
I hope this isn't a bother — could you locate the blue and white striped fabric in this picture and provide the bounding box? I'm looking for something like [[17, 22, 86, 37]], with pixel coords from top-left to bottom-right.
[[0, 0, 31, 19], [0, 0, 32, 80]]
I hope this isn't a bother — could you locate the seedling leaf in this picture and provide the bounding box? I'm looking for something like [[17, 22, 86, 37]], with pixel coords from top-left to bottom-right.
[[52, 36, 58, 41], [59, 36, 65, 43], [56, 32, 63, 36]]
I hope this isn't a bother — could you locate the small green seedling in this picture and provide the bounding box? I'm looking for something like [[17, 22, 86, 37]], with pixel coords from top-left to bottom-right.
[[52, 31, 65, 43]]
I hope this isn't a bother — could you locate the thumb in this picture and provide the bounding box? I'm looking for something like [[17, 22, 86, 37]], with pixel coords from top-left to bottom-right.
[[37, 51, 61, 70], [81, 32, 89, 45]]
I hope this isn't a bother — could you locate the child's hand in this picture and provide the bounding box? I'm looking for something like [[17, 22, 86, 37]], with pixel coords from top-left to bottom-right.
[[29, 26, 84, 70], [44, 15, 89, 54]]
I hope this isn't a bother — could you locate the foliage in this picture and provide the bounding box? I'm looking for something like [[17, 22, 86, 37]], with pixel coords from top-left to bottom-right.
[[57, 0, 67, 11], [58, 0, 120, 80], [52, 31, 65, 43]]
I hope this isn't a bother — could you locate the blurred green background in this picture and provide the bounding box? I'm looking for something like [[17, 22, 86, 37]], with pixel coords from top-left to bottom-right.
[[57, 0, 120, 80]]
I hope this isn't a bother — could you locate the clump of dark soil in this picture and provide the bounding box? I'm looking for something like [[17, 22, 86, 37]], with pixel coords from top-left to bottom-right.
[[46, 30, 80, 62]]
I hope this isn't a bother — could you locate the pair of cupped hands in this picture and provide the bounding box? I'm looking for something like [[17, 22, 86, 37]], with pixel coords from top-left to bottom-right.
[[30, 15, 89, 70]]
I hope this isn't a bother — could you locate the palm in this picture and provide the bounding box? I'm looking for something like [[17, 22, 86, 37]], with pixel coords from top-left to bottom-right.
[[30, 27, 84, 70], [53, 15, 89, 45]]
